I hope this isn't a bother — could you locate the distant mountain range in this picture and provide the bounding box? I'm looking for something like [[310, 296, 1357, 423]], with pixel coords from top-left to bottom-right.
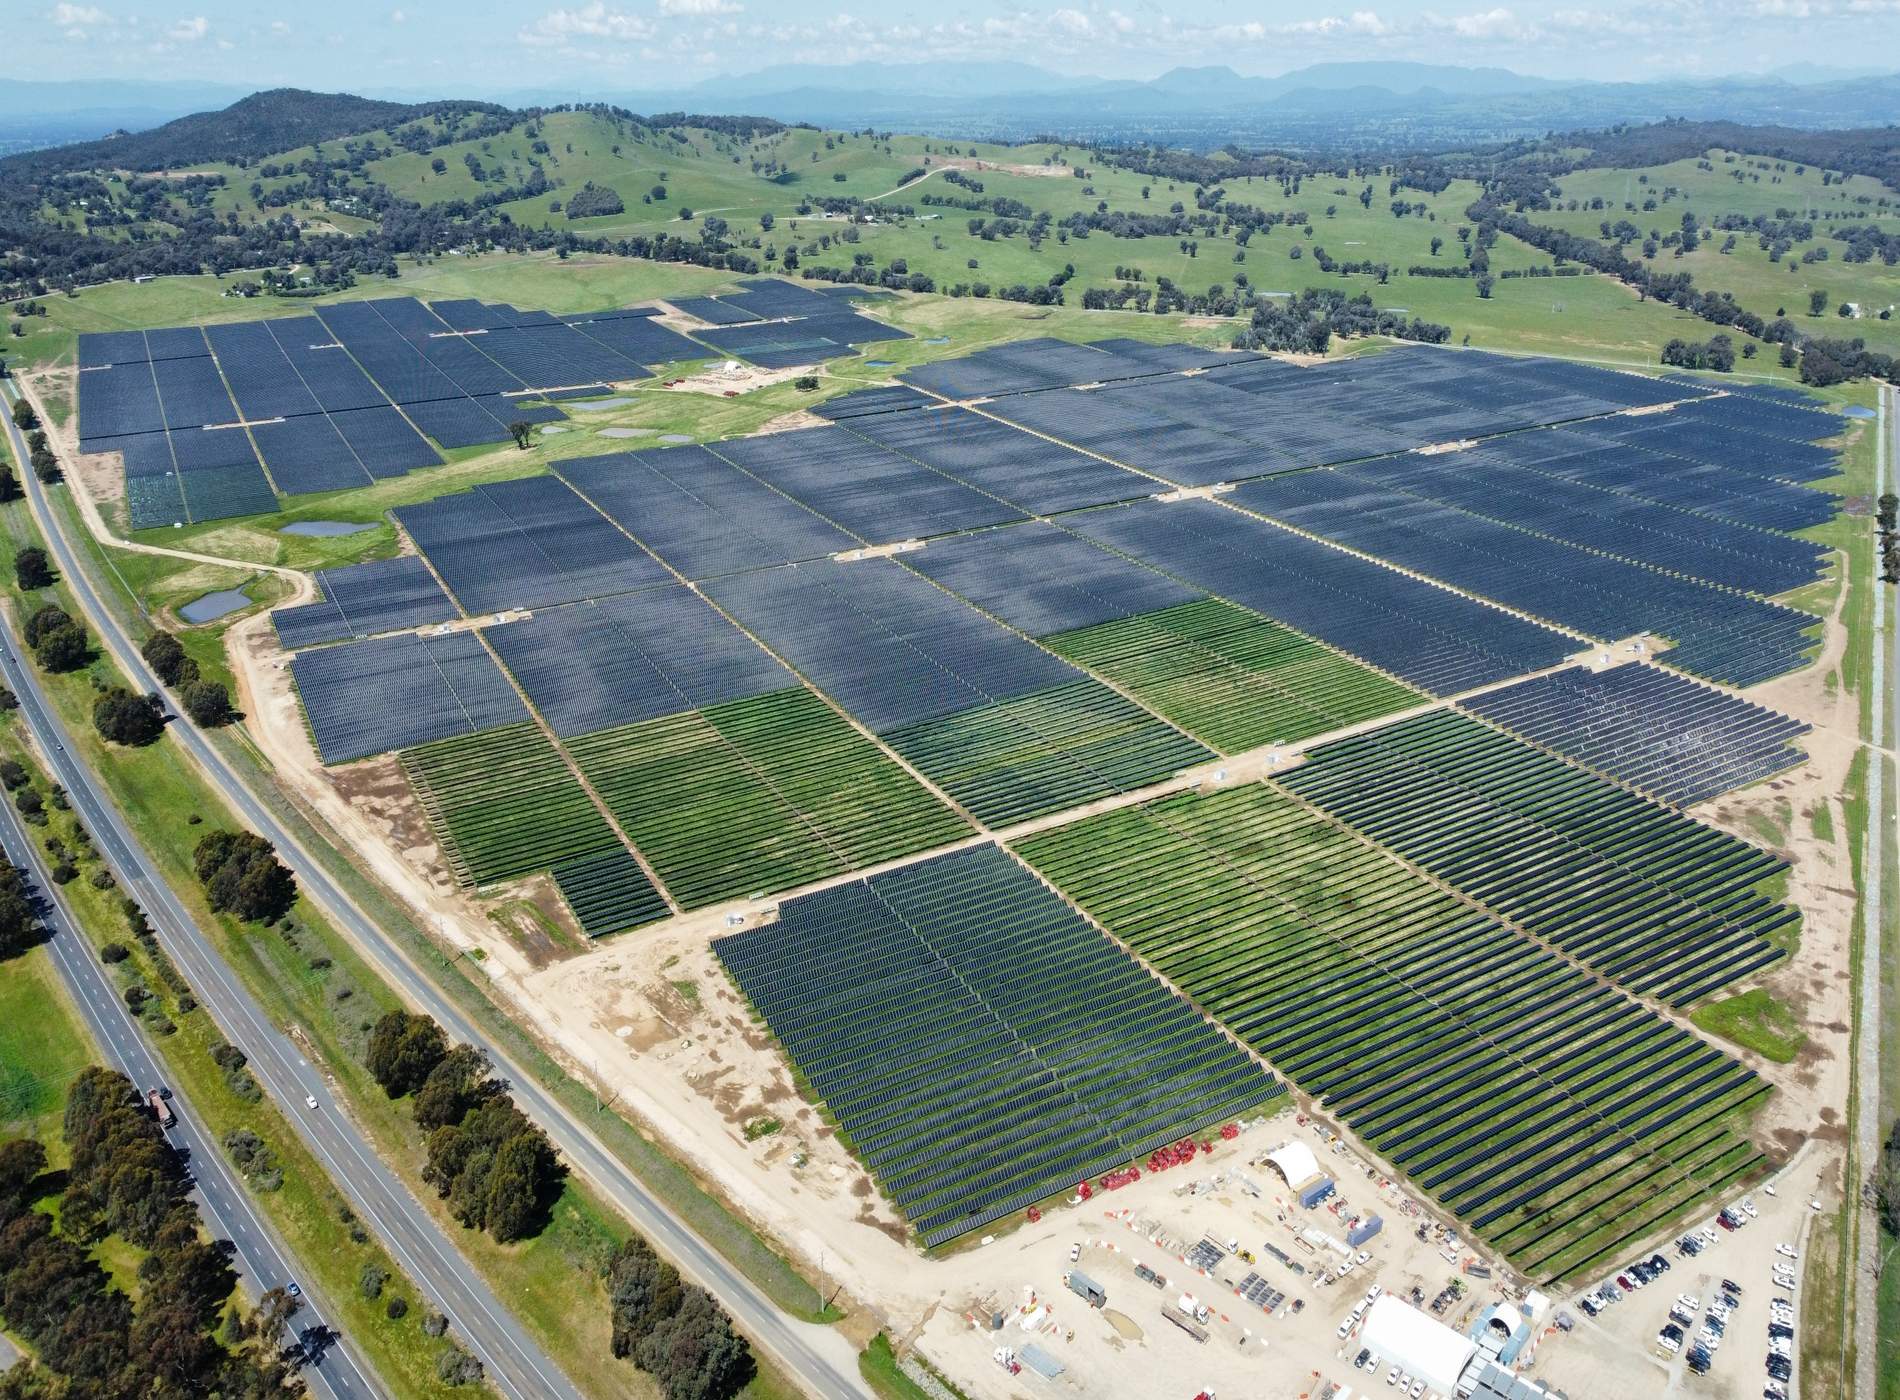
[[5, 60, 1900, 154]]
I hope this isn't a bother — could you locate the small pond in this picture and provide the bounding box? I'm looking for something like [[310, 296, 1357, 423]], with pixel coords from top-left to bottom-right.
[[598, 427, 655, 439], [659, 433, 694, 443], [1843, 405, 1876, 420], [924, 336, 950, 345], [566, 397, 634, 413], [865, 360, 896, 368], [180, 589, 251, 624], [281, 520, 373, 538]]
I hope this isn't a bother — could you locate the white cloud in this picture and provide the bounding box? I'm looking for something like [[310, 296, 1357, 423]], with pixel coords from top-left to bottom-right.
[[269, 18, 289, 32], [165, 14, 207, 40], [390, 7, 406, 21], [51, 3, 107, 25], [1446, 7, 1530, 39], [518, 2, 656, 45], [659, 0, 742, 14]]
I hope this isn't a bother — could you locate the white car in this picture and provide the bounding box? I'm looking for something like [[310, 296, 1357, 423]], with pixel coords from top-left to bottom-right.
[[304, 1095, 318, 1110], [1776, 1244, 1798, 1259], [1677, 1294, 1702, 1313], [1366, 1284, 1383, 1302], [1764, 1184, 1777, 1197], [1657, 1332, 1680, 1353], [1741, 1199, 1759, 1218], [1409, 1381, 1424, 1399], [1069, 1243, 1080, 1262], [1387, 1365, 1400, 1387]]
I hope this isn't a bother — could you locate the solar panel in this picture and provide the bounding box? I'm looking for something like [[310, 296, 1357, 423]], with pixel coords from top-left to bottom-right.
[[292, 630, 527, 764]]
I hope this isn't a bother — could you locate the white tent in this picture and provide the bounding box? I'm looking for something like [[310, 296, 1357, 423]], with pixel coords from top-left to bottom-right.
[[1265, 1141, 1321, 1189], [1360, 1296, 1476, 1397]]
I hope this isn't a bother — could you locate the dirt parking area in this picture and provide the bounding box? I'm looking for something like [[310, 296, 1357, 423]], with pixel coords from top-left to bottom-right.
[[1538, 1144, 1832, 1400]]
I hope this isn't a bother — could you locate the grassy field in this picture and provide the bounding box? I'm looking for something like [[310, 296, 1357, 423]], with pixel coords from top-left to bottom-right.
[[0, 920, 96, 1158]]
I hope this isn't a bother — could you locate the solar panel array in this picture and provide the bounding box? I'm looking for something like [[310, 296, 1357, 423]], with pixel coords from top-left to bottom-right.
[[1279, 710, 1795, 1004], [1063, 498, 1578, 694], [557, 446, 855, 581], [74, 290, 747, 527], [290, 629, 527, 764], [483, 587, 792, 738], [393, 477, 670, 615], [713, 845, 1279, 1246], [1227, 472, 1817, 687], [664, 277, 914, 367], [1460, 664, 1810, 807], [272, 555, 458, 649], [709, 425, 1025, 543]]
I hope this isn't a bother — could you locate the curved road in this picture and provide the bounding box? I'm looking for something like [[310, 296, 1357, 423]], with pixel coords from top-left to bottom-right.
[[0, 704, 376, 1399], [3, 385, 866, 1398]]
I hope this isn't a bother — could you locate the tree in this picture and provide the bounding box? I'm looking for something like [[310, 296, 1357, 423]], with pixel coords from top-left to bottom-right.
[[0, 467, 18, 504], [192, 829, 297, 923], [0, 860, 42, 960], [141, 630, 197, 688], [9, 400, 33, 430], [609, 1236, 685, 1359], [181, 679, 234, 726], [30, 616, 87, 673], [365, 1010, 447, 1098], [1475, 273, 1495, 299], [1809, 289, 1829, 316], [12, 546, 50, 590], [93, 687, 166, 746], [412, 1043, 492, 1130], [637, 1287, 753, 1400], [1429, 236, 1443, 256], [508, 420, 533, 450]]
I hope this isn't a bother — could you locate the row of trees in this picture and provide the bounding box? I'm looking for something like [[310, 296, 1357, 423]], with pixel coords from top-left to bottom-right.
[[367, 1010, 751, 1396], [143, 628, 237, 728], [1878, 492, 1898, 585], [365, 1010, 563, 1243], [1235, 288, 1451, 356], [0, 1067, 305, 1398]]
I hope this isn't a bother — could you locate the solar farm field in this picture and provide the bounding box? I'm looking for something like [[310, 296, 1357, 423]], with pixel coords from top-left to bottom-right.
[[1460, 664, 1810, 808], [702, 558, 1214, 827], [1277, 711, 1797, 1004], [566, 687, 971, 909], [713, 845, 1281, 1247], [1013, 784, 1771, 1284]]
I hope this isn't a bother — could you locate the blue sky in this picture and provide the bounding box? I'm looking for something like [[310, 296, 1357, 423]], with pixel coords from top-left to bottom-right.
[[19, 1, 1900, 91]]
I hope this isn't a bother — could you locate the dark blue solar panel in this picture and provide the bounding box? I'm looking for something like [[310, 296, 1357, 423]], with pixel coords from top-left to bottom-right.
[[557, 445, 854, 580], [569, 315, 708, 370], [903, 522, 1200, 637], [291, 630, 526, 764], [143, 326, 209, 362], [274, 556, 459, 648], [78, 362, 166, 441], [395, 478, 669, 616], [405, 396, 512, 449], [702, 557, 1079, 733], [669, 296, 761, 325], [267, 318, 390, 412], [78, 330, 152, 366], [204, 321, 321, 420], [809, 386, 934, 420], [485, 587, 790, 737], [329, 407, 442, 477], [1062, 498, 1574, 695], [251, 415, 373, 495], [152, 355, 237, 430], [843, 407, 1150, 514], [709, 425, 1024, 543]]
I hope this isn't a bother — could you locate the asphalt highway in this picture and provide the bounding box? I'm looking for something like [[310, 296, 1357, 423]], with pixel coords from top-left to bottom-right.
[[0, 700, 376, 1399], [0, 527, 582, 1400], [2, 383, 867, 1399]]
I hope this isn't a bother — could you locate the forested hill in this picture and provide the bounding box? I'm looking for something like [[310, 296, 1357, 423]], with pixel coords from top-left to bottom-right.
[[0, 88, 507, 177]]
